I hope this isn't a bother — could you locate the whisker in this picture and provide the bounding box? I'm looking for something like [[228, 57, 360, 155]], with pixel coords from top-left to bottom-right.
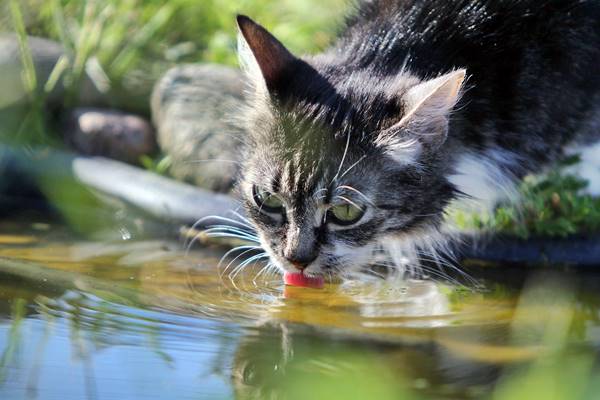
[[338, 155, 366, 181], [253, 261, 278, 284], [230, 253, 270, 282], [184, 214, 254, 251], [408, 260, 464, 286], [181, 159, 242, 166], [202, 227, 259, 243], [203, 225, 259, 240], [334, 195, 362, 210], [415, 249, 476, 286], [331, 131, 352, 184], [221, 248, 265, 279], [218, 245, 263, 269], [227, 210, 253, 227], [204, 232, 259, 243], [219, 245, 262, 262], [336, 185, 374, 205], [184, 231, 205, 256], [197, 215, 254, 230]]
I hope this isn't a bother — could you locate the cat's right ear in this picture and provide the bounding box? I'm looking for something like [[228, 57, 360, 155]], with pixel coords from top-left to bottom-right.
[[236, 15, 297, 94], [375, 70, 466, 164]]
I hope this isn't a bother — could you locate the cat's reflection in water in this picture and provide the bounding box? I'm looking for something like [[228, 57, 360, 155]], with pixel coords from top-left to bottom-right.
[[229, 321, 502, 400], [229, 281, 505, 399]]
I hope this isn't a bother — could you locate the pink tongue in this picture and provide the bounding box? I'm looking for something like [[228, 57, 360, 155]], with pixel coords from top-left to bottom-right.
[[284, 272, 325, 289]]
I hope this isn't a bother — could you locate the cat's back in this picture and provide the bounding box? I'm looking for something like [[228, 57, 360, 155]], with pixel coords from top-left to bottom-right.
[[332, 0, 600, 169], [340, 0, 600, 75]]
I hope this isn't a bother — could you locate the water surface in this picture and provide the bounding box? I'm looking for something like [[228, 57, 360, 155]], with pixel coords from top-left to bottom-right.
[[1, 219, 599, 399]]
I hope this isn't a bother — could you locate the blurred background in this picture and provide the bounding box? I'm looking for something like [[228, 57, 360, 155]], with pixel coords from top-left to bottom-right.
[[1, 2, 600, 400], [0, 0, 347, 236]]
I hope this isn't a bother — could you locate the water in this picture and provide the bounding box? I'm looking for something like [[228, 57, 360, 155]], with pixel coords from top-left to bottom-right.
[[1, 219, 600, 399]]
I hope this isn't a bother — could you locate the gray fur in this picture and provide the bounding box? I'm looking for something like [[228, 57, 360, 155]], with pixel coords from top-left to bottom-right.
[[232, 1, 600, 280]]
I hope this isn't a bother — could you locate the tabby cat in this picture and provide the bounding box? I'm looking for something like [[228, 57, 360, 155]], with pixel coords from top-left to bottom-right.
[[232, 0, 600, 280]]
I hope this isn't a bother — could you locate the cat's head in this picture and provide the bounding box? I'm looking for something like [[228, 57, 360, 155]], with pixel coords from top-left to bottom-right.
[[236, 16, 465, 278]]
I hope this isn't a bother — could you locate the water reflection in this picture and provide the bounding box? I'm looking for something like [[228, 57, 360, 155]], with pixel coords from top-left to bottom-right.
[[0, 221, 600, 399]]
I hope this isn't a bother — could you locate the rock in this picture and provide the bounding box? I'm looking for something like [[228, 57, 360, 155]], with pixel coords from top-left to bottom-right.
[[151, 64, 246, 192], [0, 35, 106, 109], [0, 35, 66, 108], [63, 108, 157, 164], [0, 34, 153, 116]]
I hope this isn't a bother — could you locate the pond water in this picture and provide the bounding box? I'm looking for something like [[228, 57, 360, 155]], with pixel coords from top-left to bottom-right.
[[1, 218, 600, 400]]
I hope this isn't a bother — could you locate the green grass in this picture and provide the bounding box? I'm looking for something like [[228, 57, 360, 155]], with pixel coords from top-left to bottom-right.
[[2, 0, 348, 104], [0, 0, 348, 235]]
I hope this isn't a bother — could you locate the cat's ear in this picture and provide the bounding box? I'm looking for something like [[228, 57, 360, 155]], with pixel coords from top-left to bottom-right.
[[401, 70, 465, 126], [236, 15, 297, 93], [376, 70, 465, 163]]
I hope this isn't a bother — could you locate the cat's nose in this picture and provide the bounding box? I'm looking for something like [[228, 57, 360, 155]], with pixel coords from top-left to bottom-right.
[[286, 255, 317, 271]]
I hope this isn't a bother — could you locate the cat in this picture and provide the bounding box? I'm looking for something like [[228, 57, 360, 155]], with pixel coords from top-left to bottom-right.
[[231, 0, 600, 281]]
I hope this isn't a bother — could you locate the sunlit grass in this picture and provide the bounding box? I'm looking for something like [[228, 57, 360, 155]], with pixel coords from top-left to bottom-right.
[[2, 0, 348, 105]]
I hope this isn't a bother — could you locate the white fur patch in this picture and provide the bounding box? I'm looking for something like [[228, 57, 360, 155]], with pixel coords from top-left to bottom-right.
[[378, 223, 462, 281], [564, 139, 600, 196], [381, 137, 423, 165], [448, 149, 519, 214]]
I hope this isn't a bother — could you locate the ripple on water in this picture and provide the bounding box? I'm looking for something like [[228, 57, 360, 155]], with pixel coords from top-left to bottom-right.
[[1, 229, 600, 399]]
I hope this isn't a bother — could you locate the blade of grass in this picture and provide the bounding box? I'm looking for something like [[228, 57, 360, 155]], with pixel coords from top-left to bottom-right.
[[44, 54, 70, 94], [109, 3, 176, 80], [9, 0, 37, 96]]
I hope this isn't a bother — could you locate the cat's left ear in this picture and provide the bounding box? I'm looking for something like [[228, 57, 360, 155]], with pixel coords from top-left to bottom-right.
[[376, 70, 466, 162], [236, 15, 297, 93]]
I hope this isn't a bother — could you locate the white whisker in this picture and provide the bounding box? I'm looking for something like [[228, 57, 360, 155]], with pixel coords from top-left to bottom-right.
[[334, 195, 362, 210], [338, 154, 366, 181], [222, 248, 265, 279], [182, 159, 242, 166], [230, 253, 270, 282], [219, 245, 263, 273], [336, 185, 374, 205], [331, 131, 352, 184]]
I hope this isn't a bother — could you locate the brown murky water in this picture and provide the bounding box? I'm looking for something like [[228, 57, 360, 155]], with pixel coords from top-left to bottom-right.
[[1, 219, 599, 399]]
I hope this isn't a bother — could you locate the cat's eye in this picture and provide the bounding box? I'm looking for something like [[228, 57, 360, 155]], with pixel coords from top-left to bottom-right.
[[327, 203, 365, 226], [252, 185, 284, 213]]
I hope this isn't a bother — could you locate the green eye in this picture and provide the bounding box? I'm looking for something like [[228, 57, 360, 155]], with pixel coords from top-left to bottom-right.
[[252, 185, 284, 213], [328, 203, 365, 226]]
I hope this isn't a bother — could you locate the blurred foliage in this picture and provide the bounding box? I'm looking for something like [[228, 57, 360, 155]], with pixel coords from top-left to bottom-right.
[[0, 0, 347, 236], [0, 0, 348, 93], [452, 156, 600, 238], [139, 153, 172, 176]]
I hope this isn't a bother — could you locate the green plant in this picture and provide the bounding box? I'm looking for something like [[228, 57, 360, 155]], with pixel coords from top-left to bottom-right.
[[5, 0, 347, 99], [139, 153, 171, 175], [451, 156, 600, 238]]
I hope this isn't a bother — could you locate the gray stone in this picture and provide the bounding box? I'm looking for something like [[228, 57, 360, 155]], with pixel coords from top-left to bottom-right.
[[151, 64, 246, 192], [0, 35, 105, 109], [0, 35, 65, 108], [0, 34, 152, 116], [64, 108, 157, 164]]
